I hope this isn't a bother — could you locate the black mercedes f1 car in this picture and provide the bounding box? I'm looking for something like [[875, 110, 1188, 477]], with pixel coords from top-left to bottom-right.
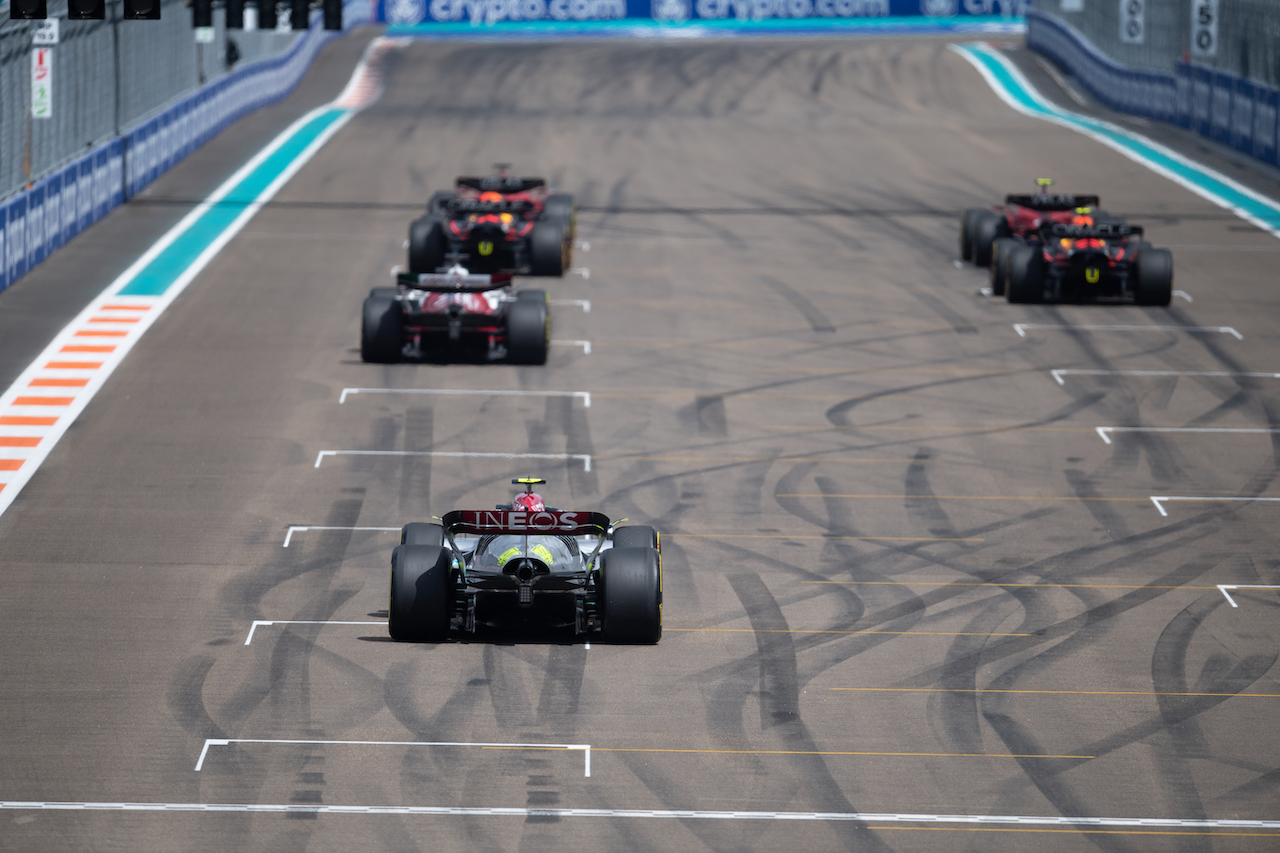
[[387, 480, 662, 644]]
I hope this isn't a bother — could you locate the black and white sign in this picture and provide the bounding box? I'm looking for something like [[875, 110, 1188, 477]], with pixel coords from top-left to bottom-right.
[[1191, 0, 1218, 58], [32, 19, 59, 45], [1119, 0, 1143, 43]]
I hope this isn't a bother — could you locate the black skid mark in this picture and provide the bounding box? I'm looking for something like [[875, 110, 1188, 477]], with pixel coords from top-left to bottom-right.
[[729, 574, 798, 727], [1063, 468, 1132, 541], [398, 406, 433, 515], [901, 448, 956, 537], [982, 712, 1140, 853], [761, 275, 837, 333], [899, 556, 1218, 689], [485, 644, 537, 729], [534, 643, 588, 723]]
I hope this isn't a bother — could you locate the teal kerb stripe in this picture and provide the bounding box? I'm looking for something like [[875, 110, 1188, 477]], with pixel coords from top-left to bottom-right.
[[119, 108, 350, 297], [957, 44, 1280, 233]]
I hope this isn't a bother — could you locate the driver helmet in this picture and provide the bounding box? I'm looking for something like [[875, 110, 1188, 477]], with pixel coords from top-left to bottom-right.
[[512, 492, 545, 512]]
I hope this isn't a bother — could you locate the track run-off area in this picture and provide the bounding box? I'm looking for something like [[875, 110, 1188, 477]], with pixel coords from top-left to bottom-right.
[[1, 27, 1279, 853]]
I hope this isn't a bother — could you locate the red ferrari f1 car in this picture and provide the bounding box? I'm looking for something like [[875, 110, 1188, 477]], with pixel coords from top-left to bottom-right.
[[408, 166, 575, 277], [361, 266, 549, 364], [388, 479, 662, 643]]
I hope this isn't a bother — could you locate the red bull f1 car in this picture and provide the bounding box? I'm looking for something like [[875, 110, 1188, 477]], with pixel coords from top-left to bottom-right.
[[361, 266, 549, 364], [408, 166, 575, 277], [1001, 221, 1172, 305], [388, 479, 662, 643]]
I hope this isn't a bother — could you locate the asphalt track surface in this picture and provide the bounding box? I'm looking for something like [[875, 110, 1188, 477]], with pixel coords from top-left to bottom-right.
[[1, 32, 1279, 853]]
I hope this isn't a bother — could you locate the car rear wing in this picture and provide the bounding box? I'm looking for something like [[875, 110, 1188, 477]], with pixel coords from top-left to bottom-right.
[[397, 272, 513, 292], [442, 510, 611, 538], [446, 198, 537, 215], [1005, 193, 1101, 211], [456, 176, 546, 192], [1040, 222, 1143, 240]]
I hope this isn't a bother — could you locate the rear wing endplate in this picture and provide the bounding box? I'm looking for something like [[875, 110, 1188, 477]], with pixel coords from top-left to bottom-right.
[[442, 509, 611, 537]]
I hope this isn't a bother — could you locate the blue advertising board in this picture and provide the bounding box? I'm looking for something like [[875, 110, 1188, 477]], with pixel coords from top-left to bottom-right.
[[378, 0, 1024, 28]]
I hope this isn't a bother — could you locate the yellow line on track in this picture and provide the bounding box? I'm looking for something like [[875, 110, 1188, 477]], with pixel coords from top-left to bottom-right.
[[596, 456, 920, 463], [831, 688, 1280, 698], [801, 581, 1223, 590], [586, 747, 1093, 759], [665, 533, 984, 542], [868, 827, 1280, 837], [666, 628, 1030, 636], [777, 494, 1150, 502]]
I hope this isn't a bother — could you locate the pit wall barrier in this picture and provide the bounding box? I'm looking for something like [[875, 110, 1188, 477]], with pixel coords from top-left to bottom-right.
[[0, 0, 371, 294], [1027, 9, 1280, 168]]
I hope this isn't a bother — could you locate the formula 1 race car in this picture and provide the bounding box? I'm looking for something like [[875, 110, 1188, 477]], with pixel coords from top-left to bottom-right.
[[407, 166, 575, 277], [1001, 221, 1173, 305], [361, 266, 549, 364], [961, 179, 1113, 294], [388, 479, 662, 643]]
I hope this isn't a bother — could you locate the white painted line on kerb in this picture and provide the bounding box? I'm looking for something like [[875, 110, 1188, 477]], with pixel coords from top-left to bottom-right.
[[1217, 584, 1280, 608], [1174, 290, 1193, 302], [1096, 426, 1280, 444], [194, 739, 591, 776], [282, 525, 399, 547], [244, 620, 384, 645], [1052, 369, 1280, 385], [1150, 496, 1280, 516], [314, 450, 593, 472], [339, 387, 590, 407], [1015, 324, 1242, 339], [2, 802, 1279, 830], [552, 340, 592, 354], [550, 299, 590, 313]]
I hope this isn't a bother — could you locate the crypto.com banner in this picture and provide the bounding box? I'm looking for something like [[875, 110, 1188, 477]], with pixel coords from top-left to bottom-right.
[[378, 0, 1025, 28]]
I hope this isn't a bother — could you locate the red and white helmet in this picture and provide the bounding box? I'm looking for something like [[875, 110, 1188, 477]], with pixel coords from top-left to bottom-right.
[[512, 492, 545, 512]]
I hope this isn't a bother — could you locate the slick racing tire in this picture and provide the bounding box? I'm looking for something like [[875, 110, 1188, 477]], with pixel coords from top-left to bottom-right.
[[1006, 244, 1045, 304], [361, 296, 402, 363], [973, 212, 1009, 267], [507, 290, 549, 365], [427, 190, 454, 217], [1134, 247, 1173, 306], [542, 193, 576, 241], [529, 220, 568, 277], [401, 522, 444, 547], [388, 544, 453, 642], [599, 546, 662, 644], [369, 287, 398, 299], [989, 237, 1018, 297], [612, 525, 659, 551], [408, 216, 447, 274], [960, 208, 985, 262]]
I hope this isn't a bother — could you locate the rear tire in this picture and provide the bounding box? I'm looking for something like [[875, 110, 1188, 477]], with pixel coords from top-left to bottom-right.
[[369, 287, 398, 299], [1006, 245, 1045, 304], [529, 220, 568, 277], [408, 217, 447, 274], [361, 296, 402, 363], [973, 212, 1008, 267], [543, 193, 576, 241], [990, 237, 1018, 297], [388, 544, 452, 642], [401, 522, 444, 547], [507, 291, 549, 365], [612, 525, 659, 551], [600, 547, 661, 644], [960, 208, 985, 262], [1135, 247, 1173, 306]]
